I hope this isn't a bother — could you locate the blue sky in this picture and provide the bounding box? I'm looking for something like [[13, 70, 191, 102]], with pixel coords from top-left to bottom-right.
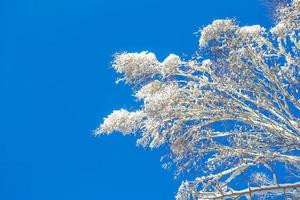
[[0, 0, 272, 199]]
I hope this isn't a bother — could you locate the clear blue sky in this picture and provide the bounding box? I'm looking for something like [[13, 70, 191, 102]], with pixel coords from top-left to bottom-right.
[[1, 0, 272, 199]]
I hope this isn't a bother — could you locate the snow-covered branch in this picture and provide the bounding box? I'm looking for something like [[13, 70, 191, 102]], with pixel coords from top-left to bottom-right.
[[198, 181, 300, 200], [98, 0, 300, 199]]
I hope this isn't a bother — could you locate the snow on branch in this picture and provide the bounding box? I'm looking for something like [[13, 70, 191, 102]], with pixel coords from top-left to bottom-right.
[[98, 0, 300, 199]]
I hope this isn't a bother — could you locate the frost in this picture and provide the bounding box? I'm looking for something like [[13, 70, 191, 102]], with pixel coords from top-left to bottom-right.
[[135, 80, 164, 100], [199, 19, 237, 47], [97, 109, 144, 135], [239, 25, 265, 37], [161, 54, 182, 76], [271, 0, 300, 37], [141, 83, 181, 115], [251, 173, 272, 186], [113, 51, 160, 83], [271, 22, 288, 37]]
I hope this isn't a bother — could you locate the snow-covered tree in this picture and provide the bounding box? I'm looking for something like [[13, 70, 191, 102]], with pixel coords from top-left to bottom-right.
[[97, 1, 300, 199]]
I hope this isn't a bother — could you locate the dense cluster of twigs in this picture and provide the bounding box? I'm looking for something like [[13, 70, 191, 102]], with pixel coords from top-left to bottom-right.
[[98, 0, 300, 199]]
